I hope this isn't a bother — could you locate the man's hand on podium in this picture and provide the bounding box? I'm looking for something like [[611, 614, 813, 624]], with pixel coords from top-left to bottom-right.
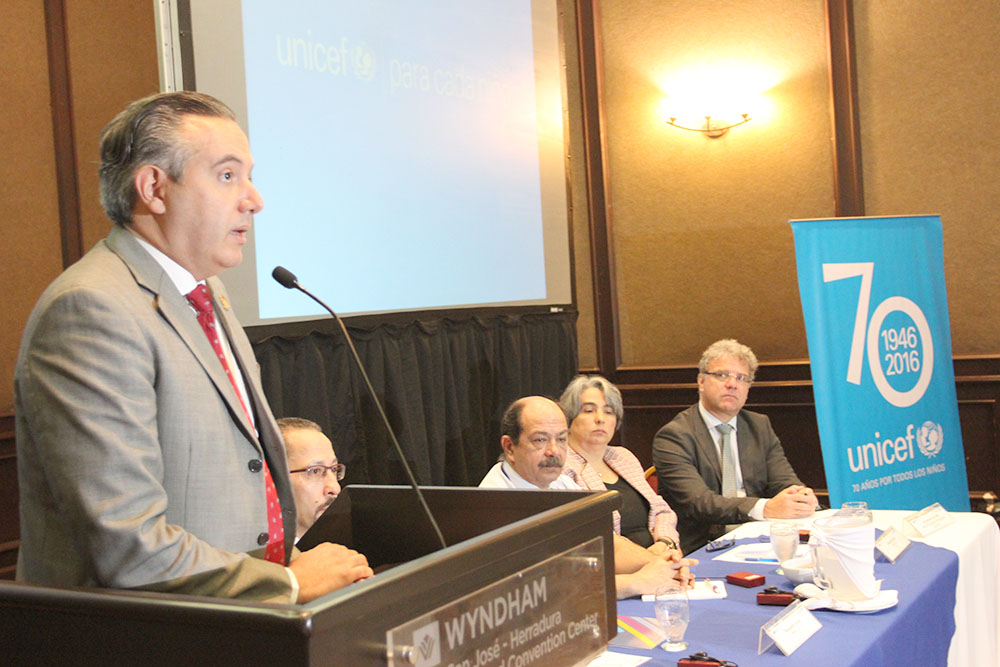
[[290, 542, 374, 603]]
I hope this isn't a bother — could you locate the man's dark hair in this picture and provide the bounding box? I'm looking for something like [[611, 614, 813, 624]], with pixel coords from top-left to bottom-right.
[[276, 417, 324, 436], [500, 398, 527, 445]]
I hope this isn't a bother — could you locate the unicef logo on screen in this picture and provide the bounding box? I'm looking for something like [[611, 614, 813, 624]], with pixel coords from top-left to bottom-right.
[[352, 42, 376, 80], [411, 620, 441, 667], [916, 421, 944, 458]]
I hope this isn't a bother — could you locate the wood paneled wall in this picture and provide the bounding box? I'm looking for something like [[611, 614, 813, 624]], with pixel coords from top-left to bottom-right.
[[0, 416, 16, 578], [571, 0, 1000, 371], [0, 0, 159, 579], [611, 358, 1000, 503], [570, 0, 1000, 509]]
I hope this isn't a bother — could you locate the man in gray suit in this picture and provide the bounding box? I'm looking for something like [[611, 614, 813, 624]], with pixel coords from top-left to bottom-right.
[[15, 92, 371, 603], [652, 339, 817, 554]]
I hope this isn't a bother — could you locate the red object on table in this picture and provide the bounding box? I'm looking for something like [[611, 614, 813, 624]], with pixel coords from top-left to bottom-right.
[[725, 571, 766, 588]]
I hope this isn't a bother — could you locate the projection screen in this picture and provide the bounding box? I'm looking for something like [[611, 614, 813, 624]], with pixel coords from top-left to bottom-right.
[[159, 0, 574, 326]]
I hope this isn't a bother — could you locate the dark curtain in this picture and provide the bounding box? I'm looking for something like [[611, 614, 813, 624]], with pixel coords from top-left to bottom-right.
[[252, 311, 578, 486]]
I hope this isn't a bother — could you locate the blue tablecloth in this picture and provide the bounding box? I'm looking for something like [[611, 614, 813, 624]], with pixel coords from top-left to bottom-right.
[[613, 535, 958, 665]]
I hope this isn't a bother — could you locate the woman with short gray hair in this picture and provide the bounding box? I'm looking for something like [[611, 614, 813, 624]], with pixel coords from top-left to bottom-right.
[[558, 375, 681, 555]]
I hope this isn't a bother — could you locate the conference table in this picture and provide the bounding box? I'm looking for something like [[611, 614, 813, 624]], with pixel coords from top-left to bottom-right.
[[597, 510, 999, 666]]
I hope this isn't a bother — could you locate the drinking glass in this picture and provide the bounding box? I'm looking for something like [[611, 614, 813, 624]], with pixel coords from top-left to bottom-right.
[[839, 501, 873, 523], [769, 523, 799, 564], [654, 587, 690, 652]]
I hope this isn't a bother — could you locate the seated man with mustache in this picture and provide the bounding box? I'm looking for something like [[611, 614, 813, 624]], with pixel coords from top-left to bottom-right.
[[479, 396, 695, 598], [278, 418, 344, 542]]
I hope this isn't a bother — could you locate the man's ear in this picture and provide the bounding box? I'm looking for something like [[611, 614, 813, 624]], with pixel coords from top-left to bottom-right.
[[500, 435, 516, 459], [134, 165, 168, 215]]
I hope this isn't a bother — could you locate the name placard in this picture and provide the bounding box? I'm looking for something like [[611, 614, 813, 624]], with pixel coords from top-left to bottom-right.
[[386, 538, 608, 667], [903, 502, 951, 537], [875, 526, 912, 563], [759, 601, 822, 656]]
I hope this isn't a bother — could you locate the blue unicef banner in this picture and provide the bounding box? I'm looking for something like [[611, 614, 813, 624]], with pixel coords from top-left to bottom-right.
[[791, 215, 969, 511]]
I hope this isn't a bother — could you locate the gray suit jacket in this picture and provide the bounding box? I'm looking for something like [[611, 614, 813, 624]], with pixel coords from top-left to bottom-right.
[[652, 404, 802, 554], [15, 224, 296, 601]]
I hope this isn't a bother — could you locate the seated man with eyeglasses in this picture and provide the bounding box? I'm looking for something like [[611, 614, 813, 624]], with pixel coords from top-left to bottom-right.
[[278, 418, 346, 542], [652, 339, 816, 554]]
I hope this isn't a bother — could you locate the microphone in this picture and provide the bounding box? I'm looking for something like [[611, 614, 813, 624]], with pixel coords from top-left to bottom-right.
[[271, 266, 447, 550], [272, 265, 298, 289]]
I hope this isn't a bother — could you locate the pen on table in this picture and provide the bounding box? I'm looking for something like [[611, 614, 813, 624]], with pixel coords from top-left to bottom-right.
[[744, 557, 779, 563]]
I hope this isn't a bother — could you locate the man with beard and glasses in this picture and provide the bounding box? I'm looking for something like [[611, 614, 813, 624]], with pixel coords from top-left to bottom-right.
[[480, 396, 695, 597], [278, 418, 344, 542]]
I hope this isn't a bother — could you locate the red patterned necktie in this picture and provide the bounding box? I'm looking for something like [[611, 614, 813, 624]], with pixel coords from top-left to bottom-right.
[[186, 284, 285, 564]]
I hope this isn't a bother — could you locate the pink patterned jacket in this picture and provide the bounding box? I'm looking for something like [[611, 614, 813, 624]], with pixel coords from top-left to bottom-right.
[[563, 446, 680, 545]]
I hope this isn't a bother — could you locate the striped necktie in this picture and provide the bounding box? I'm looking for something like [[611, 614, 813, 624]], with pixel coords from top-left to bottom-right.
[[717, 422, 738, 497]]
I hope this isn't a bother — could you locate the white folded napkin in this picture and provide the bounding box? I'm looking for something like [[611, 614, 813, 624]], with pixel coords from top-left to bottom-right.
[[810, 515, 881, 600]]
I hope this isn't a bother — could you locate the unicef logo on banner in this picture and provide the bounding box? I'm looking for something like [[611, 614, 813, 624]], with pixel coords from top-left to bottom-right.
[[792, 215, 969, 511], [823, 264, 933, 408], [917, 421, 944, 458]]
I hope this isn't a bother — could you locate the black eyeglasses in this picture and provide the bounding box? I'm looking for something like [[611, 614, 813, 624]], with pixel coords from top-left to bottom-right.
[[289, 463, 346, 482], [702, 370, 753, 386]]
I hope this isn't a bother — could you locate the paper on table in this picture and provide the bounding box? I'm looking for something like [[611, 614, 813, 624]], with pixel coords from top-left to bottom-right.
[[712, 542, 808, 564], [586, 650, 652, 666], [613, 614, 665, 650], [640, 578, 727, 601]]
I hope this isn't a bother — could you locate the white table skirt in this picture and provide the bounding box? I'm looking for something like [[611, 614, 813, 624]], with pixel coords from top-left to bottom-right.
[[725, 509, 999, 667]]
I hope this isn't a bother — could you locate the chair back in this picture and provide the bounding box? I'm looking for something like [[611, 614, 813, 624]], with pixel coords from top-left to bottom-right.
[[644, 466, 657, 494]]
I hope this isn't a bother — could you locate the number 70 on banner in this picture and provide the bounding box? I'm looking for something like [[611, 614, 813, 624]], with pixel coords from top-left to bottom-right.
[[822, 262, 934, 408]]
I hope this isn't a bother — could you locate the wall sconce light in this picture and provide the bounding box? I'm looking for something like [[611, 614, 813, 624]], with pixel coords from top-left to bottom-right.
[[660, 62, 774, 139], [665, 113, 752, 138]]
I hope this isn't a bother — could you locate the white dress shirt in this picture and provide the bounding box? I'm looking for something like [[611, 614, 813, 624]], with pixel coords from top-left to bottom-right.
[[479, 461, 581, 490]]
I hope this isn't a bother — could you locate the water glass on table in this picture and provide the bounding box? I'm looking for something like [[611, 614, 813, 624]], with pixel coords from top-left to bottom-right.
[[654, 586, 690, 652], [839, 500, 873, 523], [770, 523, 799, 564]]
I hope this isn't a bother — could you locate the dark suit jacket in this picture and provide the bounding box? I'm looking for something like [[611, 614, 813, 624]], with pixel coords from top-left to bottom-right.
[[15, 224, 296, 601], [652, 403, 802, 554]]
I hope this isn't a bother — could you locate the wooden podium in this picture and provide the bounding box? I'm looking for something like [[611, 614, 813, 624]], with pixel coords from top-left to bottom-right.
[[1, 486, 620, 665]]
